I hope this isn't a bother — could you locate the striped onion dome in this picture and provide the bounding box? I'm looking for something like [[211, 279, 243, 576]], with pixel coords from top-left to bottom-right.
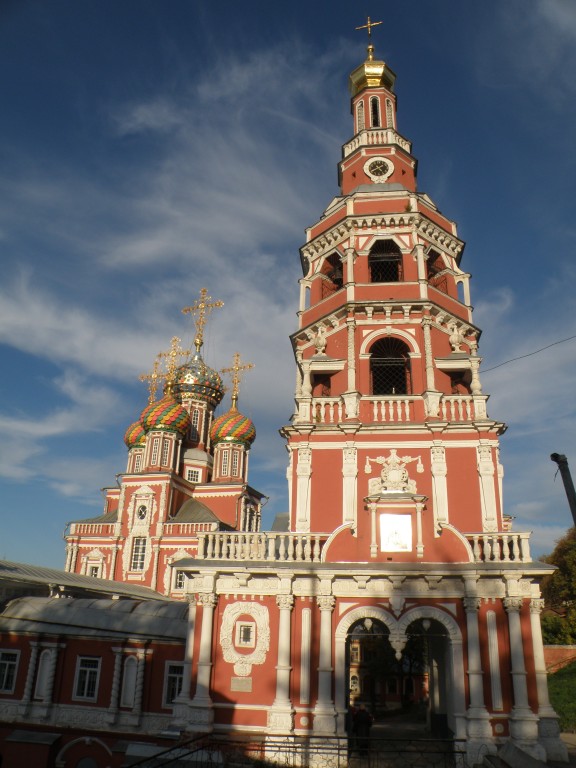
[[210, 407, 256, 447], [174, 352, 224, 408], [124, 420, 146, 449], [140, 394, 191, 436]]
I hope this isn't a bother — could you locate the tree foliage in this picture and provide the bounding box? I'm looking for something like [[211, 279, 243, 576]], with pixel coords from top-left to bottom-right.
[[540, 527, 576, 644]]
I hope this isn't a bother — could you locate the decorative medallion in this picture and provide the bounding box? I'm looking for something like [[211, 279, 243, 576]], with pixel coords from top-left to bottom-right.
[[364, 156, 394, 182]]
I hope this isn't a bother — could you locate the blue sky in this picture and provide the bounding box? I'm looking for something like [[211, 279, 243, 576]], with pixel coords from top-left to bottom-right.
[[1, 1, 576, 567]]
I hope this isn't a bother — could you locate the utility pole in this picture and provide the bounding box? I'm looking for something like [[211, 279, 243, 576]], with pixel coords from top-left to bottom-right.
[[550, 453, 576, 527]]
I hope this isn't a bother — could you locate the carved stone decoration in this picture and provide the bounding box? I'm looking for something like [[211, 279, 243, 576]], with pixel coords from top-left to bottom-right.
[[448, 322, 465, 352], [365, 449, 424, 495], [219, 602, 270, 677], [313, 325, 327, 356]]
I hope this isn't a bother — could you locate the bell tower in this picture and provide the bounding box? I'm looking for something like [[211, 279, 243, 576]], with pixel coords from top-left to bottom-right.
[[282, 36, 504, 562]]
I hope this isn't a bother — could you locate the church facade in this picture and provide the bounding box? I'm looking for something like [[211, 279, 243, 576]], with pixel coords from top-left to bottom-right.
[[0, 37, 568, 767]]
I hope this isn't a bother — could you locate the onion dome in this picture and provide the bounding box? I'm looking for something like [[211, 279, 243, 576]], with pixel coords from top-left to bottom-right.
[[210, 407, 256, 447], [140, 393, 191, 436], [349, 43, 396, 96], [174, 352, 225, 408], [124, 420, 146, 449]]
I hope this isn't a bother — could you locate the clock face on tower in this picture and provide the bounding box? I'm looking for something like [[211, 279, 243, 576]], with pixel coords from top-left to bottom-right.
[[364, 156, 394, 182], [136, 504, 147, 520]]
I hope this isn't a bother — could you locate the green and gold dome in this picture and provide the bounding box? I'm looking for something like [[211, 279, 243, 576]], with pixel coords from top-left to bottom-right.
[[210, 406, 256, 447], [124, 421, 146, 449]]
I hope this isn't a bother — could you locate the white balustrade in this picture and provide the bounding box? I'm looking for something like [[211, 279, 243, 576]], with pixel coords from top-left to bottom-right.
[[343, 128, 411, 157], [467, 533, 532, 563], [196, 532, 326, 563]]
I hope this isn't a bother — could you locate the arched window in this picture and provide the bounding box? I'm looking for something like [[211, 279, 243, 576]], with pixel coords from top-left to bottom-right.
[[356, 101, 365, 132], [370, 338, 411, 395], [320, 253, 343, 299], [386, 99, 393, 128], [427, 250, 449, 294], [120, 656, 137, 708], [34, 649, 52, 701], [368, 240, 402, 283], [370, 96, 381, 128]]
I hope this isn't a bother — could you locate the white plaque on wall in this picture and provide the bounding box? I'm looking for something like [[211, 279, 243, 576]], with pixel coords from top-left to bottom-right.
[[380, 514, 412, 552]]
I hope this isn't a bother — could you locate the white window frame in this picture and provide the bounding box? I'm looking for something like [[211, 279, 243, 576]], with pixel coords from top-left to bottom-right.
[[130, 538, 147, 571], [235, 621, 256, 649], [231, 450, 239, 476], [187, 468, 200, 483], [192, 409, 200, 429], [134, 452, 143, 472], [73, 656, 101, 702], [161, 439, 170, 466], [174, 570, 186, 591], [0, 650, 19, 694], [150, 437, 160, 465], [221, 449, 230, 476], [163, 662, 184, 707]]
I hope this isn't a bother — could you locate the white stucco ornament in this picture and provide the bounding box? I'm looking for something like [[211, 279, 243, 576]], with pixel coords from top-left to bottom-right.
[[219, 602, 270, 676], [365, 449, 423, 495]]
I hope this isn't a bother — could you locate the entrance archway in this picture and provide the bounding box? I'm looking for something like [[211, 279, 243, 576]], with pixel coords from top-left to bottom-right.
[[334, 605, 466, 740]]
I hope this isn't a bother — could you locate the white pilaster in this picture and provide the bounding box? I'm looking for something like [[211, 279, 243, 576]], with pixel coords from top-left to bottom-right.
[[313, 595, 336, 735]]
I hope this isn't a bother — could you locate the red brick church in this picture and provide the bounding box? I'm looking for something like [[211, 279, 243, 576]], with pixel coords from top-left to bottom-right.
[[0, 30, 567, 768]]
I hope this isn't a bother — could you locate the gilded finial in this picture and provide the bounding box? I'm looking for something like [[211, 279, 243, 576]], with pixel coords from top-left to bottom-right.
[[182, 288, 224, 353], [221, 352, 254, 411], [355, 16, 383, 60]]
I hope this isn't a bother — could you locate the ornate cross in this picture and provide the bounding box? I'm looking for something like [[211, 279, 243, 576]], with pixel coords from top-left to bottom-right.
[[139, 356, 163, 404], [221, 352, 254, 410], [355, 16, 383, 39], [139, 336, 190, 403], [182, 288, 224, 352]]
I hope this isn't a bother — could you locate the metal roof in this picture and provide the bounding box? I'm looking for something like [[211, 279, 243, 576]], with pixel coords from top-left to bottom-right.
[[0, 559, 169, 601]]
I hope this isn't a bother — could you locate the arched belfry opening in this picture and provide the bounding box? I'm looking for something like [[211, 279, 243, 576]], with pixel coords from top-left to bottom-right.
[[368, 239, 402, 283], [370, 337, 412, 395]]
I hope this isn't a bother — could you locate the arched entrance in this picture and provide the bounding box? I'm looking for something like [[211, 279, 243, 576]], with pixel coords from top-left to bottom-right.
[[335, 606, 466, 740]]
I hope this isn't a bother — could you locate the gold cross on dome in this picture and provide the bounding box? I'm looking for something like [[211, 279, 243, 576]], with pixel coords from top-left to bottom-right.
[[355, 16, 383, 39], [182, 288, 224, 353], [158, 336, 191, 392], [221, 352, 254, 410], [139, 356, 163, 404]]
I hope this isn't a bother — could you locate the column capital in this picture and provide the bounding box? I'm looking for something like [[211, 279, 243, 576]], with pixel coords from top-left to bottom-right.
[[317, 595, 335, 612], [277, 594, 295, 611], [503, 597, 523, 613], [197, 593, 218, 608], [463, 597, 482, 612], [530, 598, 545, 614]]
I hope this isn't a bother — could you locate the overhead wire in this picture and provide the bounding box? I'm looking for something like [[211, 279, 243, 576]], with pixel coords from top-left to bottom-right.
[[481, 334, 576, 374]]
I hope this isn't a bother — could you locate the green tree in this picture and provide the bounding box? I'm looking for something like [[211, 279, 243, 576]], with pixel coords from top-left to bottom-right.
[[540, 527, 576, 644]]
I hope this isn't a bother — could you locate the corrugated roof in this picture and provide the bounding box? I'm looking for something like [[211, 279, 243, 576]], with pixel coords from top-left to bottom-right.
[[0, 597, 187, 640], [68, 510, 118, 524], [0, 560, 169, 601]]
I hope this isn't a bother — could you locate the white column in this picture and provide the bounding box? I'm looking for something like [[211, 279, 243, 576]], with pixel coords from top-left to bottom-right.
[[486, 611, 503, 711], [107, 649, 123, 723], [477, 445, 498, 532], [463, 597, 491, 739], [529, 599, 555, 717], [300, 608, 312, 706], [295, 446, 312, 532], [313, 595, 336, 735], [342, 444, 357, 526], [504, 597, 541, 751], [20, 642, 39, 712], [268, 595, 295, 732], [190, 593, 217, 728], [133, 649, 147, 716], [530, 599, 568, 761], [344, 247, 356, 303], [431, 444, 449, 529]]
